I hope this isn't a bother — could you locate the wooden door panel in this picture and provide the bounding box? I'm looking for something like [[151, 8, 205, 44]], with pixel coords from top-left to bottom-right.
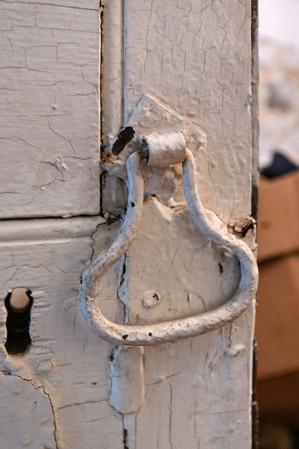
[[124, 0, 253, 223], [99, 1, 256, 447], [0, 1, 258, 448], [0, 218, 124, 449], [0, 1, 100, 218]]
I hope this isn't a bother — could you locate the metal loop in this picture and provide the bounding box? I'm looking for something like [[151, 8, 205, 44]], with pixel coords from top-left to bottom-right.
[[79, 149, 258, 346]]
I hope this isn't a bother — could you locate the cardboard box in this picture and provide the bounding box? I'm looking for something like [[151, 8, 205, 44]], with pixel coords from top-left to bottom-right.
[[258, 372, 299, 426], [256, 254, 299, 379], [257, 172, 299, 262]]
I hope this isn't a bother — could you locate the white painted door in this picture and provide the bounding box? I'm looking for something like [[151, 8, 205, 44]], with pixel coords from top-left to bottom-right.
[[0, 1, 258, 448]]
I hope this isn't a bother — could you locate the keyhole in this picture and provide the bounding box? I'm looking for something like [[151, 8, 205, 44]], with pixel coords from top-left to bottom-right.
[[4, 288, 33, 355]]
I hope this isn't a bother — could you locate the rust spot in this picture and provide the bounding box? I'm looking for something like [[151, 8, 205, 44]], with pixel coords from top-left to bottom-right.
[[230, 217, 256, 238], [102, 152, 115, 164]]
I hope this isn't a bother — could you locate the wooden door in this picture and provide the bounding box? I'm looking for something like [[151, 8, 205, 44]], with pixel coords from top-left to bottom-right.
[[0, 1, 258, 448]]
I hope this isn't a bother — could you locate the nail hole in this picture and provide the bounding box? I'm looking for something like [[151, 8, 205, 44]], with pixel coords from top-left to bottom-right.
[[4, 288, 33, 355], [130, 202, 135, 208], [218, 263, 224, 274], [112, 126, 135, 155], [148, 332, 152, 337], [122, 334, 128, 341]]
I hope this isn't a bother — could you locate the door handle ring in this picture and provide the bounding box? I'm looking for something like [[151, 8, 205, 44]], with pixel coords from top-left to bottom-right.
[[79, 140, 258, 346]]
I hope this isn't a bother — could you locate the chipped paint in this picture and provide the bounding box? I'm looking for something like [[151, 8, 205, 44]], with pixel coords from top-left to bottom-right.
[[108, 346, 145, 415], [0, 0, 258, 447], [80, 140, 258, 345]]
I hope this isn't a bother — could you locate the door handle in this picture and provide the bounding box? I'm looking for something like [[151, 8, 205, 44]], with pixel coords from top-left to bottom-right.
[[79, 132, 258, 346]]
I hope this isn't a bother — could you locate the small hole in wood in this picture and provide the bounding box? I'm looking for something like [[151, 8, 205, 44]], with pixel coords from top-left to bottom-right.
[[112, 126, 135, 155], [148, 332, 152, 337], [122, 334, 128, 341], [4, 288, 33, 355], [130, 202, 135, 208]]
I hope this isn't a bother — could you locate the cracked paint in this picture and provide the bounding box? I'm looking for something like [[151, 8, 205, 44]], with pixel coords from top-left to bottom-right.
[[0, 217, 124, 449], [124, 0, 253, 224], [96, 1, 257, 448], [0, 0, 257, 448], [0, 0, 101, 218], [0, 371, 58, 449]]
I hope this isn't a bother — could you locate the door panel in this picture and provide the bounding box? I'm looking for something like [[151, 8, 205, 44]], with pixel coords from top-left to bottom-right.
[[124, 0, 253, 223], [0, 1, 258, 448], [0, 1, 100, 218], [101, 1, 256, 448], [0, 218, 124, 449]]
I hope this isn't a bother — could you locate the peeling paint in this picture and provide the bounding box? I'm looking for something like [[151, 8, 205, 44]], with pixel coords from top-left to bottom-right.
[[108, 346, 145, 415], [0, 0, 258, 448], [0, 216, 122, 449], [80, 141, 257, 346]]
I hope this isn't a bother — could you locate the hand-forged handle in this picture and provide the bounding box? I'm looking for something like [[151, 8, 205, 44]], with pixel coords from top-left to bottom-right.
[[79, 147, 258, 346]]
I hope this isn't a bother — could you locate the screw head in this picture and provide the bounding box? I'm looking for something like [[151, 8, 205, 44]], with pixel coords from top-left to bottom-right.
[[142, 291, 161, 309]]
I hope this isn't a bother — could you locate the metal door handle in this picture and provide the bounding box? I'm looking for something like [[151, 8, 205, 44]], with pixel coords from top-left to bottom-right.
[[79, 133, 258, 346]]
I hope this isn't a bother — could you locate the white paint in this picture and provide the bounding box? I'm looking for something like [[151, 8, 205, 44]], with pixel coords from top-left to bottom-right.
[[109, 1, 256, 447], [0, 0, 100, 218], [80, 142, 258, 346], [141, 131, 186, 168], [142, 291, 161, 309], [101, 0, 124, 144], [0, 0, 257, 448], [0, 217, 125, 449], [0, 373, 57, 449], [123, 0, 253, 224], [108, 346, 145, 415]]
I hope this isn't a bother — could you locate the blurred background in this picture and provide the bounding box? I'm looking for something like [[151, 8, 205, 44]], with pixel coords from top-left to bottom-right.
[[257, 1, 299, 448]]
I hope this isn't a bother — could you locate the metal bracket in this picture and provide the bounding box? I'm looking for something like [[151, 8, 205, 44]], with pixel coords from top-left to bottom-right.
[[101, 94, 206, 213], [79, 95, 258, 346]]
